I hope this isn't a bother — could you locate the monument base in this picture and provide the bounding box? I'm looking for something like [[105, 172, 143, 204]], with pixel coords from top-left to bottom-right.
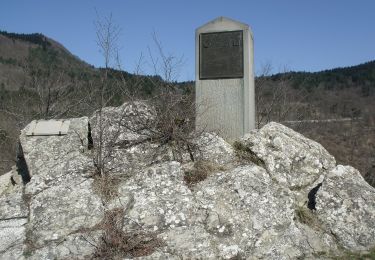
[[196, 78, 244, 140]]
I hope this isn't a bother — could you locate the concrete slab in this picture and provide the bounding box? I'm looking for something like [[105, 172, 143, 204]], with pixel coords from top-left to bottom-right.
[[26, 120, 70, 136]]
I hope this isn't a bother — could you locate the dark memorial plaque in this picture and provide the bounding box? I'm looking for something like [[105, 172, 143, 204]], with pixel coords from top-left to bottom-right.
[[199, 30, 243, 79]]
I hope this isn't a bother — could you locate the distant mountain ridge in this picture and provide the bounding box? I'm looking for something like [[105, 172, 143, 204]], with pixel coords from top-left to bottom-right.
[[0, 30, 89, 65], [0, 30, 51, 48], [1, 30, 374, 92], [268, 60, 375, 95]]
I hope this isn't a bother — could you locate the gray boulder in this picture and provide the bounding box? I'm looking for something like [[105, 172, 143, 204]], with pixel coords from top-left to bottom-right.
[[7, 117, 104, 259], [193, 132, 236, 166], [0, 170, 27, 260], [317, 165, 375, 251], [239, 122, 336, 189]]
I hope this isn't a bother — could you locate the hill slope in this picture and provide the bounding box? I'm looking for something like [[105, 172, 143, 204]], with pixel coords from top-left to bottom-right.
[[0, 30, 94, 90]]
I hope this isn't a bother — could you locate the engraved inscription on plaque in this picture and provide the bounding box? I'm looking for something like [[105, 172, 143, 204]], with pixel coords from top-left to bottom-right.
[[199, 30, 243, 79]]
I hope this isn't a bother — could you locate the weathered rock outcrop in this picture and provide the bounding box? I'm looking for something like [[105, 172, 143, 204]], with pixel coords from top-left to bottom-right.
[[316, 165, 375, 251], [0, 102, 374, 259]]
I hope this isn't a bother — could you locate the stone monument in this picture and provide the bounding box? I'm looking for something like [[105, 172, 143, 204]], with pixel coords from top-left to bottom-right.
[[195, 16, 255, 140]]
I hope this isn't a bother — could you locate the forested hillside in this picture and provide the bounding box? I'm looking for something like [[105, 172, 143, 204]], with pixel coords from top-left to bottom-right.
[[268, 61, 375, 96]]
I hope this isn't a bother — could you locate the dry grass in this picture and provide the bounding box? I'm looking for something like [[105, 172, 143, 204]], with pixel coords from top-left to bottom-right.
[[232, 141, 266, 168], [294, 204, 327, 234], [92, 208, 163, 259], [184, 160, 226, 188], [92, 174, 122, 202], [295, 205, 316, 227]]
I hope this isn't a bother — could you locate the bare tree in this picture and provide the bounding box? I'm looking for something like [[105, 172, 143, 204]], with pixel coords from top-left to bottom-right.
[[91, 12, 122, 176], [90, 16, 204, 177], [255, 63, 310, 128], [147, 31, 185, 84]]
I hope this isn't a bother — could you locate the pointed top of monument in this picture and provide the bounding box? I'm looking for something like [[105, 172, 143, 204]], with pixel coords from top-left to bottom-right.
[[196, 16, 251, 33]]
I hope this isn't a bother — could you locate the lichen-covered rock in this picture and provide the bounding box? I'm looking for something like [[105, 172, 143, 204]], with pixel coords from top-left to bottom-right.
[[11, 116, 105, 258], [27, 231, 101, 260], [0, 170, 27, 260], [193, 132, 235, 165], [28, 179, 103, 248], [0, 172, 27, 220], [317, 165, 375, 250], [192, 165, 336, 259], [117, 162, 195, 230], [239, 122, 336, 189], [19, 117, 91, 184], [89, 102, 155, 149], [109, 162, 339, 259], [0, 218, 27, 260], [0, 170, 13, 194]]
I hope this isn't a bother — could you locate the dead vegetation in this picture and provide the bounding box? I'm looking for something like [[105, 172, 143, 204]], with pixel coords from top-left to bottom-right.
[[92, 208, 163, 259], [294, 205, 318, 227], [92, 174, 123, 202], [184, 160, 226, 188], [232, 141, 266, 168], [89, 13, 201, 180]]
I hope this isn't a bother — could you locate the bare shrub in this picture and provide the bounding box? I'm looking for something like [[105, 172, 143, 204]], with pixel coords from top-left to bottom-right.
[[91, 13, 122, 177], [255, 63, 311, 128], [0, 125, 16, 174], [144, 90, 197, 162], [92, 208, 163, 259], [92, 174, 123, 202], [141, 33, 199, 161], [90, 15, 202, 179]]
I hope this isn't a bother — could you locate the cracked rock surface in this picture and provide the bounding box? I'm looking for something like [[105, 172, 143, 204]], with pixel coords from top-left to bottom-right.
[[240, 122, 336, 189], [316, 165, 375, 251], [0, 103, 375, 259]]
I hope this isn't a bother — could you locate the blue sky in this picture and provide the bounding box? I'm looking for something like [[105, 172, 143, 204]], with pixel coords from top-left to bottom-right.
[[1, 0, 374, 81]]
